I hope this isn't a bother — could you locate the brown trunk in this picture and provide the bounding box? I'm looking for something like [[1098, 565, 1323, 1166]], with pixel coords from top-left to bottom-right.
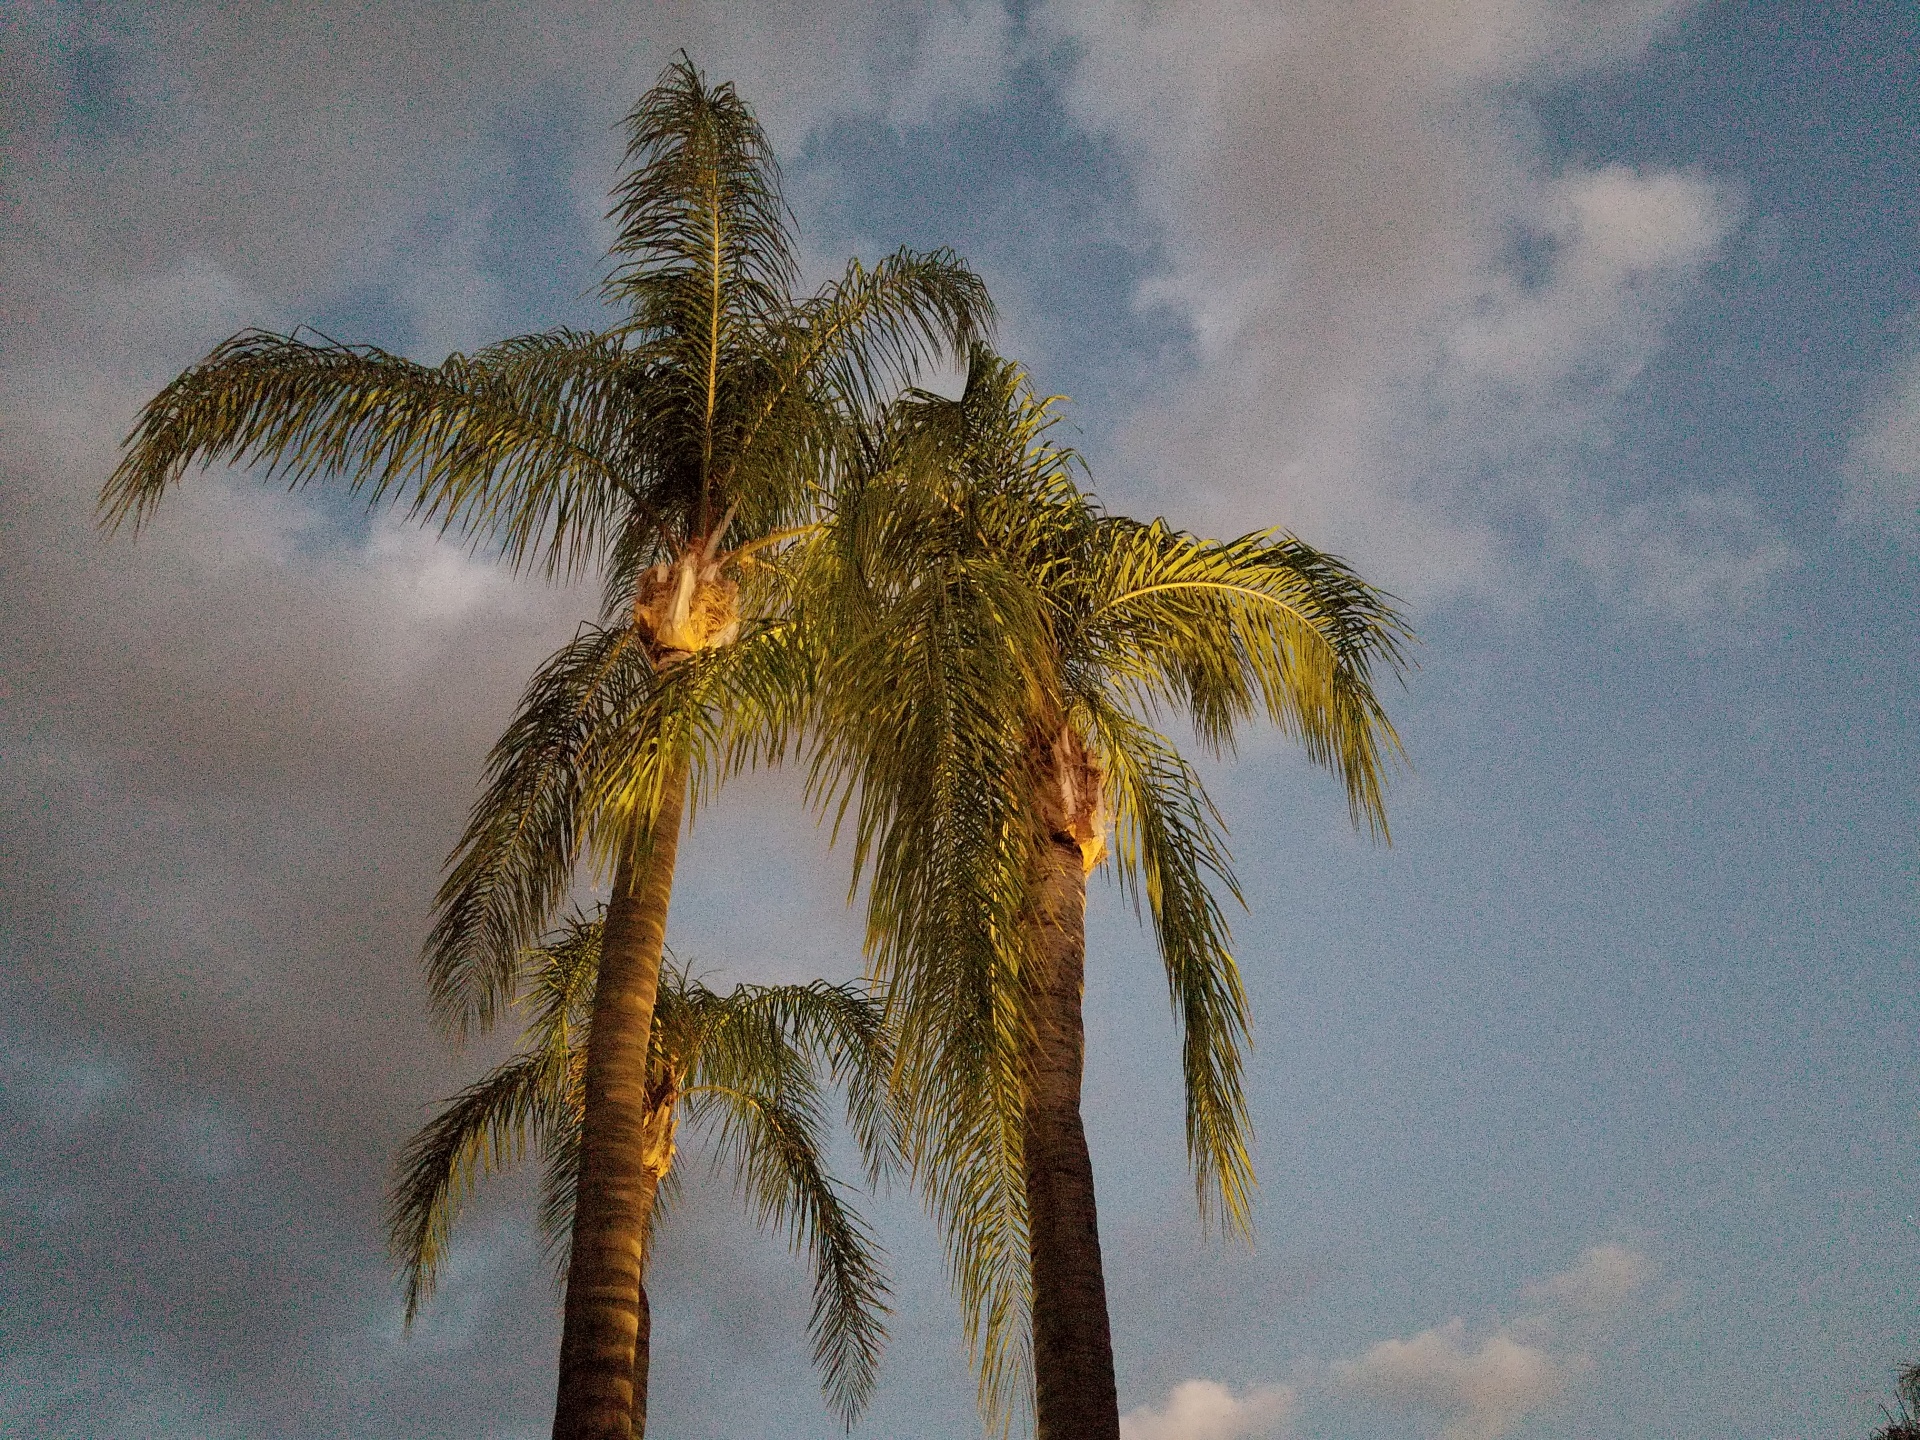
[[631, 1282, 651, 1440], [1022, 818, 1120, 1440], [551, 754, 687, 1440]]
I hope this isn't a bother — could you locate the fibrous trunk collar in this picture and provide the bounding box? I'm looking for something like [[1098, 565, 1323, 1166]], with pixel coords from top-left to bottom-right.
[[632, 548, 741, 657], [1034, 723, 1107, 875]]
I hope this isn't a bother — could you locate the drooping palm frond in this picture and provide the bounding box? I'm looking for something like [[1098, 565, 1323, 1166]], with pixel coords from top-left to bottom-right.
[[1078, 518, 1412, 834], [389, 1047, 573, 1324], [677, 976, 899, 1424], [1080, 695, 1253, 1231], [97, 328, 640, 568], [392, 915, 897, 1427]]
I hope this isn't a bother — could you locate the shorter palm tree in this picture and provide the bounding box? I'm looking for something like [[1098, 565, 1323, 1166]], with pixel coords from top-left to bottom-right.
[[389, 912, 893, 1436], [1875, 1366, 1920, 1440]]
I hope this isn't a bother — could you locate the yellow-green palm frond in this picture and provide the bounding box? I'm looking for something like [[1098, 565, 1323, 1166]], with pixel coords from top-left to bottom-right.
[[388, 1046, 574, 1325], [1077, 519, 1412, 834], [1081, 695, 1254, 1233], [97, 328, 640, 572]]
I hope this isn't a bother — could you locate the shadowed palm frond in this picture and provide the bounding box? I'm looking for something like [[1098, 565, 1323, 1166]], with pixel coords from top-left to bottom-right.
[[679, 976, 898, 1425], [394, 916, 897, 1427], [389, 1048, 574, 1324], [604, 56, 797, 335], [424, 623, 657, 1035]]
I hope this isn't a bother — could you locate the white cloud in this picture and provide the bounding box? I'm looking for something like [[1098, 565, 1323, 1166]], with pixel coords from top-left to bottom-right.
[[1573, 489, 1796, 624], [1520, 1242, 1659, 1317], [1841, 339, 1920, 545], [1334, 1244, 1656, 1438], [1158, 1244, 1658, 1440], [1121, 1379, 1298, 1440], [1448, 165, 1739, 389], [1029, 0, 1783, 622], [1337, 1318, 1580, 1440]]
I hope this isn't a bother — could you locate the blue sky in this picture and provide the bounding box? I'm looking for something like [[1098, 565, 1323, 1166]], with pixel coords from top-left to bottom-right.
[[2, 3, 1915, 1438]]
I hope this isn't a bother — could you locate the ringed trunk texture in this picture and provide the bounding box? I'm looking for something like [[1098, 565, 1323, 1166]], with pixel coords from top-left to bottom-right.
[[551, 755, 688, 1440], [631, 1283, 651, 1440], [1022, 827, 1121, 1440]]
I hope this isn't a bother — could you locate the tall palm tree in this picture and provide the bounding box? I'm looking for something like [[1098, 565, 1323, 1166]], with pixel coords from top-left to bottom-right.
[[98, 59, 989, 1439], [390, 912, 893, 1437], [797, 349, 1411, 1438]]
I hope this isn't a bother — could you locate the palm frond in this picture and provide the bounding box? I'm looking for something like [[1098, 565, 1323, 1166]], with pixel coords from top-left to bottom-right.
[[605, 56, 797, 331], [1080, 519, 1412, 834], [400, 918, 897, 1426], [388, 1048, 572, 1323], [98, 328, 638, 580], [425, 624, 656, 1034], [1082, 696, 1254, 1233], [683, 983, 898, 1436]]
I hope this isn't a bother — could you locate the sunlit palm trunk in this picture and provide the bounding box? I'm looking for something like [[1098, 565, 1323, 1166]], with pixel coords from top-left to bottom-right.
[[1022, 826, 1121, 1440], [552, 755, 686, 1440]]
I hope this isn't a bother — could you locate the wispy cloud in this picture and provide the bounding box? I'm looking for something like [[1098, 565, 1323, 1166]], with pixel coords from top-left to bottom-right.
[[1841, 332, 1920, 546], [1023, 0, 1787, 621]]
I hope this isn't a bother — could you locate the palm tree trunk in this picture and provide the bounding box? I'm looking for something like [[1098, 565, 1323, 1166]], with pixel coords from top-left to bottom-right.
[[632, 1281, 651, 1440], [1022, 830, 1121, 1440], [552, 755, 688, 1440]]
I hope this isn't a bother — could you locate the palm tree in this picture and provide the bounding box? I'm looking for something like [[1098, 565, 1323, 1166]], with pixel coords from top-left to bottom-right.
[[797, 349, 1411, 1438], [1874, 1365, 1920, 1440], [97, 59, 988, 1438], [390, 912, 894, 1437]]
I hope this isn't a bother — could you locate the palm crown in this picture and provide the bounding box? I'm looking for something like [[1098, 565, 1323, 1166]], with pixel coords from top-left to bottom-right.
[[390, 912, 895, 1430]]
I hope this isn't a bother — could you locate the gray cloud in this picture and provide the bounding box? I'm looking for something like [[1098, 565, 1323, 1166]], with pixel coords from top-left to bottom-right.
[[0, 8, 966, 1432]]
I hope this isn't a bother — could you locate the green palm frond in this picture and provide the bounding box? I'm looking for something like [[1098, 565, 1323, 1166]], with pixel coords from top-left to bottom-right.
[[604, 56, 797, 335], [781, 249, 995, 426], [1079, 519, 1411, 833], [426, 571, 822, 1040], [395, 917, 896, 1426], [1081, 696, 1253, 1231], [425, 623, 657, 1035], [388, 1047, 573, 1324], [98, 327, 637, 557]]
